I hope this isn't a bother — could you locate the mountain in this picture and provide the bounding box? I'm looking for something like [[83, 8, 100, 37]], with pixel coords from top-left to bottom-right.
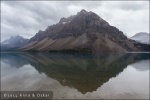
[[20, 9, 148, 52], [1, 35, 29, 51], [130, 32, 150, 44]]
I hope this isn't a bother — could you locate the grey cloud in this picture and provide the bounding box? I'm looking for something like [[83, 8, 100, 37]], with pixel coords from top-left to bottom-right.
[[102, 1, 149, 11], [1, 1, 149, 41], [119, 1, 148, 11]]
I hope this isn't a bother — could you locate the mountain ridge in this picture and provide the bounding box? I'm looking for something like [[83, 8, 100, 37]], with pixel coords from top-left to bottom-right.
[[8, 9, 150, 52]]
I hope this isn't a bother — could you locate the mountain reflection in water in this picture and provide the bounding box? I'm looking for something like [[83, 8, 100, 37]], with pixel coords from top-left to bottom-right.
[[1, 52, 149, 95]]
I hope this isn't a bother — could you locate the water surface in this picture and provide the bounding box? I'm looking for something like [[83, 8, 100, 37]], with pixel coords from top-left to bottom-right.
[[1, 52, 149, 99]]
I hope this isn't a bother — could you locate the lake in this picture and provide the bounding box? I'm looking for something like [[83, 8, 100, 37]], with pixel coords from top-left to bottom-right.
[[1, 52, 149, 99]]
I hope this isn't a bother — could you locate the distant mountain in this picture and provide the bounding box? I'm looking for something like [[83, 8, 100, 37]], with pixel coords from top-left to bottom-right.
[[130, 32, 150, 44], [1, 35, 29, 51]]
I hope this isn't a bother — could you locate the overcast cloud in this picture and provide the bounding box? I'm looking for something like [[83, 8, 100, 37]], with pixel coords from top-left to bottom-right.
[[1, 1, 149, 41]]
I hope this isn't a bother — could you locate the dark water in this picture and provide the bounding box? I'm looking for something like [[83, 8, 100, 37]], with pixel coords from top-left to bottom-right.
[[1, 52, 149, 99]]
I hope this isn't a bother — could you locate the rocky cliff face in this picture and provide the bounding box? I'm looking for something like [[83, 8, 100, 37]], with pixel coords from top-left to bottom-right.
[[21, 9, 146, 52]]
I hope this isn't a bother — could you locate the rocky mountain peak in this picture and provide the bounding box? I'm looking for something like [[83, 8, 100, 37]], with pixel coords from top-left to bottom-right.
[[57, 9, 109, 28], [77, 9, 97, 17], [77, 9, 89, 15]]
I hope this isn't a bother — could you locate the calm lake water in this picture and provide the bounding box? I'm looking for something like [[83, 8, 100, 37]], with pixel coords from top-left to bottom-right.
[[1, 52, 149, 99]]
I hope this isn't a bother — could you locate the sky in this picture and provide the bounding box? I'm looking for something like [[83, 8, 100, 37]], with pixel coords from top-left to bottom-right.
[[1, 1, 149, 41]]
